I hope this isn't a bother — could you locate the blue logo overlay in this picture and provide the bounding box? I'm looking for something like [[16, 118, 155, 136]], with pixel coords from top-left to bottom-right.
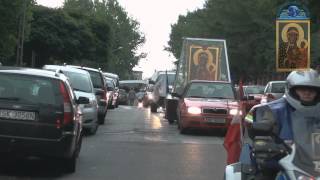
[[279, 5, 308, 20]]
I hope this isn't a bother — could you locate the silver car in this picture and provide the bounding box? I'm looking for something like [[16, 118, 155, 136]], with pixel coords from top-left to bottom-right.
[[261, 80, 286, 103], [43, 65, 99, 135]]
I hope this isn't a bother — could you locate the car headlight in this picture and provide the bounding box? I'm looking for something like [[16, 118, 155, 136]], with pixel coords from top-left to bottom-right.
[[229, 109, 242, 116], [187, 107, 201, 114]]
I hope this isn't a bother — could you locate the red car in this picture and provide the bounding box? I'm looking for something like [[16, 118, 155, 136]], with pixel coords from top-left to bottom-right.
[[174, 81, 241, 134]]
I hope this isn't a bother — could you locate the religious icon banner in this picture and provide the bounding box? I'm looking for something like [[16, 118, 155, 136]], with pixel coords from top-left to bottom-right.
[[276, 3, 310, 72], [276, 20, 310, 72]]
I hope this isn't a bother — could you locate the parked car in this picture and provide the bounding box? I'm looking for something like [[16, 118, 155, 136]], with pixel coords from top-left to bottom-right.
[[172, 80, 241, 134], [43, 65, 99, 135], [242, 85, 265, 112], [118, 89, 128, 105], [103, 72, 120, 108], [67, 65, 108, 124], [105, 77, 117, 109], [0, 66, 89, 173], [261, 80, 286, 103]]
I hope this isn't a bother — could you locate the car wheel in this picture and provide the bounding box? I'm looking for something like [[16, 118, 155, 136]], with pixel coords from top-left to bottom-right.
[[63, 154, 77, 173], [89, 121, 99, 135], [166, 111, 175, 124], [98, 113, 106, 125], [178, 115, 186, 134], [150, 103, 157, 113], [179, 126, 186, 134]]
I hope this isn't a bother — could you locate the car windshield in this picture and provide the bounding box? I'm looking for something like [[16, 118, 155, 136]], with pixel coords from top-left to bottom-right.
[[88, 71, 103, 89], [63, 71, 92, 93], [119, 82, 147, 92], [0, 74, 58, 105], [106, 80, 115, 88], [244, 86, 264, 95], [271, 82, 286, 93], [185, 82, 235, 99]]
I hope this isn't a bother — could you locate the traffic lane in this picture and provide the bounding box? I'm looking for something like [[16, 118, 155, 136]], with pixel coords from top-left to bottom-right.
[[74, 105, 227, 180], [69, 140, 227, 180], [0, 105, 227, 180]]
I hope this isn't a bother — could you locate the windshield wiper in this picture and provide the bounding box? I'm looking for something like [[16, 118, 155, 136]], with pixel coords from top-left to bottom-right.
[[208, 96, 229, 99], [0, 97, 20, 101]]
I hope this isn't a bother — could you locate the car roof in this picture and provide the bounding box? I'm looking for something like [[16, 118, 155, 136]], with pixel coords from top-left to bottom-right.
[[43, 65, 90, 76], [120, 80, 148, 84], [103, 72, 119, 79], [189, 80, 231, 84], [66, 65, 101, 73], [0, 66, 67, 80], [243, 85, 265, 88], [268, 80, 286, 84]]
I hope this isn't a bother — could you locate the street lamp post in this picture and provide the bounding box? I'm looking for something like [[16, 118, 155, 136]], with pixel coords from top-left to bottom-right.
[[16, 0, 27, 66]]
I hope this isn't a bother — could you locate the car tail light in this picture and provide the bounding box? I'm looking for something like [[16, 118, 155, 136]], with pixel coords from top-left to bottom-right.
[[59, 82, 73, 125]]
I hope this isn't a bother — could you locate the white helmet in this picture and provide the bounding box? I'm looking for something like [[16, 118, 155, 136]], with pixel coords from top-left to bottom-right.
[[285, 69, 320, 110]]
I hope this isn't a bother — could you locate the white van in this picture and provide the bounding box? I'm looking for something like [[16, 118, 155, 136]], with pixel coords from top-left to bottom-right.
[[149, 71, 176, 112]]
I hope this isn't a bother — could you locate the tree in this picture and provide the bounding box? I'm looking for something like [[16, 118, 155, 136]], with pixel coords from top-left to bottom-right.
[[0, 0, 34, 64]]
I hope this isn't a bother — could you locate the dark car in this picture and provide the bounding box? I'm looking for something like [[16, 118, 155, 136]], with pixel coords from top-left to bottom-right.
[[67, 65, 108, 124], [0, 66, 89, 173], [117, 89, 128, 105]]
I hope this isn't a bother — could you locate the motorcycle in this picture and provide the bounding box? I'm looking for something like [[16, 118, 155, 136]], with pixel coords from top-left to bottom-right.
[[225, 106, 320, 180]]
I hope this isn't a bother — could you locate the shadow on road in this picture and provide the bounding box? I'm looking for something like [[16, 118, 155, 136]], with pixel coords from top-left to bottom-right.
[[0, 156, 66, 178], [182, 129, 226, 137]]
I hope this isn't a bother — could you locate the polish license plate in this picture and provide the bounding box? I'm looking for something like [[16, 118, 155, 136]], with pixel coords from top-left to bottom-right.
[[205, 118, 225, 123], [0, 109, 36, 121]]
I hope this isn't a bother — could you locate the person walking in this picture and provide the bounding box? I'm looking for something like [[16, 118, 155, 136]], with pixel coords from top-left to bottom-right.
[[128, 88, 136, 106]]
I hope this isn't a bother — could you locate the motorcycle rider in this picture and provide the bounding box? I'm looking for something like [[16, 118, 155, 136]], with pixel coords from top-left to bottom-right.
[[241, 69, 320, 179]]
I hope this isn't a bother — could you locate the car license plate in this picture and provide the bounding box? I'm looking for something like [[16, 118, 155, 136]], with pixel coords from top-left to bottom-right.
[[0, 109, 36, 121], [205, 118, 225, 123]]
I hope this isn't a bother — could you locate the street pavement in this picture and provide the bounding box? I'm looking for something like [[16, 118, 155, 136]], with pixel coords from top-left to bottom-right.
[[0, 105, 227, 180]]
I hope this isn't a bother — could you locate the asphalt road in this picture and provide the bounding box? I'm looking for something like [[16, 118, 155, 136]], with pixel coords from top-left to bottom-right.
[[0, 105, 227, 180]]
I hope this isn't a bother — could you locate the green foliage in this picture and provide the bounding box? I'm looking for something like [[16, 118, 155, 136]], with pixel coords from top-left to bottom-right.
[[24, 5, 107, 68], [0, 0, 34, 63], [168, 0, 320, 83], [0, 0, 144, 79]]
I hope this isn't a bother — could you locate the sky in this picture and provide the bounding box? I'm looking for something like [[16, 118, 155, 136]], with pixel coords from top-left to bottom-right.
[[36, 0, 205, 78]]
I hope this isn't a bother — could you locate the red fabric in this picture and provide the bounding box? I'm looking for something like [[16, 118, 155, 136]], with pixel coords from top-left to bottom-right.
[[223, 79, 244, 164], [224, 123, 242, 164]]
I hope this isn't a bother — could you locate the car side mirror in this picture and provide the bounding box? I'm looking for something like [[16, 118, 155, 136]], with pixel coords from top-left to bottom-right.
[[95, 89, 105, 96], [76, 96, 90, 104]]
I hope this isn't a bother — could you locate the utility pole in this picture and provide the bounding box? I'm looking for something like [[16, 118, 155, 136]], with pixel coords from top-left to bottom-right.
[[16, 0, 27, 66]]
